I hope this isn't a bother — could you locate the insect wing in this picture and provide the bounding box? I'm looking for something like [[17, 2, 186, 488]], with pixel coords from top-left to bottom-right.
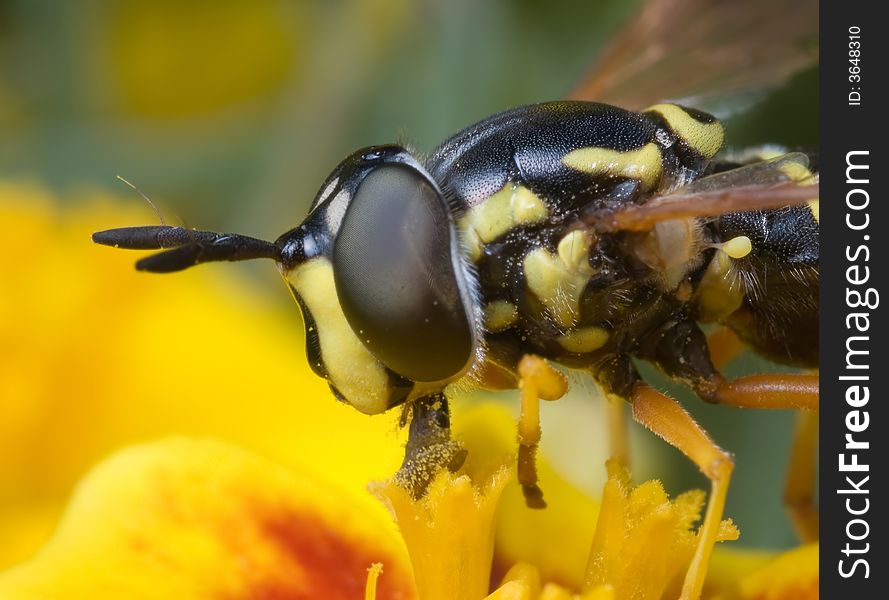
[[587, 153, 819, 232], [685, 152, 816, 191], [568, 0, 818, 116]]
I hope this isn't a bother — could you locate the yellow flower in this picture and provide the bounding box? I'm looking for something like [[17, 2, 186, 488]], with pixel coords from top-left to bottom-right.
[[0, 438, 415, 599], [713, 543, 818, 600], [108, 0, 304, 117], [372, 403, 517, 600], [0, 408, 815, 600], [0, 182, 404, 567]]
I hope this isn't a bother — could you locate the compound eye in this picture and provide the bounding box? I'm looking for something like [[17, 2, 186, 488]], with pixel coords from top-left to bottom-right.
[[333, 164, 475, 383]]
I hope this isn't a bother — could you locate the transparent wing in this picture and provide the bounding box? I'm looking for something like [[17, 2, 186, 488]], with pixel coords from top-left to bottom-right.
[[685, 152, 815, 191], [568, 0, 818, 115], [582, 153, 819, 232]]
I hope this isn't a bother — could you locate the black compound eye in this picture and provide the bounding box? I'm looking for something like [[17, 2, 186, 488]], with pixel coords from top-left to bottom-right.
[[333, 164, 475, 382]]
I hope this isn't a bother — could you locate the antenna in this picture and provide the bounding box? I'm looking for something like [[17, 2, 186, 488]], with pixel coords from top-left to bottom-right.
[[115, 175, 166, 225], [92, 225, 282, 273]]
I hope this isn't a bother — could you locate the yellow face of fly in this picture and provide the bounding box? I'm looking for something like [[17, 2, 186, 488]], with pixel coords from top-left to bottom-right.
[[285, 258, 393, 415]]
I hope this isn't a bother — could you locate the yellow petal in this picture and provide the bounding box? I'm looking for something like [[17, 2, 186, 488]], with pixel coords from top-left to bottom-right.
[[579, 585, 616, 600], [499, 563, 542, 599], [0, 438, 416, 600], [371, 402, 519, 600], [720, 542, 818, 600], [374, 468, 511, 600], [0, 186, 405, 567], [584, 461, 738, 600], [495, 460, 600, 590], [485, 579, 533, 600], [453, 401, 601, 590]]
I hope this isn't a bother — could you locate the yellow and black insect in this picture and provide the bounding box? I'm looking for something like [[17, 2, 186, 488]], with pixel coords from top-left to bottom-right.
[[92, 1, 819, 597]]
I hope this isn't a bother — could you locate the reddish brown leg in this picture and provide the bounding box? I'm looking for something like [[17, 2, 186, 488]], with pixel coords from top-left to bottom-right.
[[707, 372, 820, 543], [630, 383, 733, 600], [712, 373, 818, 410]]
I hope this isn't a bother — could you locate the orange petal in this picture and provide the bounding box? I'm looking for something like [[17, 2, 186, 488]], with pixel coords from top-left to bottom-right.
[[0, 438, 416, 600]]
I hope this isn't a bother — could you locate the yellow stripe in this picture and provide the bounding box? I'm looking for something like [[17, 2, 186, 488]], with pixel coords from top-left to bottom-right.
[[778, 160, 819, 223], [645, 104, 724, 159], [695, 251, 744, 323], [562, 143, 663, 191], [524, 230, 595, 327], [484, 301, 519, 332], [778, 161, 815, 184], [723, 236, 752, 259], [458, 183, 549, 261], [557, 326, 610, 353], [288, 258, 390, 415], [808, 200, 819, 223]]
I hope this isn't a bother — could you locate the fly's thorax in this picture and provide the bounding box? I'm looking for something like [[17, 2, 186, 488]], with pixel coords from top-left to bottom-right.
[[278, 146, 483, 414], [465, 220, 647, 365], [280, 102, 729, 401]]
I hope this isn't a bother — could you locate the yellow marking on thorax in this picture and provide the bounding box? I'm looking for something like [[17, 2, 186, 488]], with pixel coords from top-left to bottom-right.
[[779, 160, 820, 223], [632, 217, 704, 290], [458, 183, 548, 261], [645, 103, 724, 159], [287, 258, 390, 415], [523, 230, 595, 327], [778, 161, 815, 184], [562, 143, 664, 191], [695, 250, 745, 323], [752, 147, 787, 161], [722, 235, 752, 259], [697, 237, 756, 321], [484, 300, 519, 332], [557, 326, 610, 353], [809, 200, 819, 223]]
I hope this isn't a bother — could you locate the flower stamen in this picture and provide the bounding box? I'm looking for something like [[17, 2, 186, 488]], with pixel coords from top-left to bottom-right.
[[364, 562, 383, 600]]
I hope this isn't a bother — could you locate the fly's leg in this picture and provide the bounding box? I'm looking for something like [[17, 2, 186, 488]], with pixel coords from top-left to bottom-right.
[[702, 373, 820, 542], [630, 383, 733, 600], [708, 373, 818, 410], [705, 326, 745, 369], [395, 394, 467, 499], [784, 410, 820, 542], [636, 317, 819, 597], [517, 355, 568, 509], [592, 355, 640, 474], [703, 330, 820, 540]]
